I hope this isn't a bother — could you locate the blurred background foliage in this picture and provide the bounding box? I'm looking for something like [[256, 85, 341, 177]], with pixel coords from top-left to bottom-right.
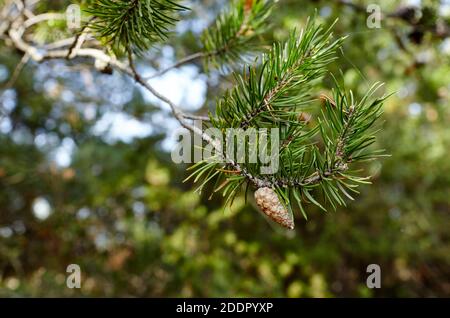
[[0, 0, 449, 297]]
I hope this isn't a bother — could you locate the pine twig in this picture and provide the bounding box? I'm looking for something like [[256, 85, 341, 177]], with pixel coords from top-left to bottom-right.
[[145, 52, 207, 79]]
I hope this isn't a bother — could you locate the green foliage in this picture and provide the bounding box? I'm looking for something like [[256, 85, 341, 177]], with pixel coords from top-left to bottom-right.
[[86, 0, 187, 53], [201, 0, 273, 70], [212, 20, 343, 128], [189, 20, 386, 218], [0, 0, 449, 298]]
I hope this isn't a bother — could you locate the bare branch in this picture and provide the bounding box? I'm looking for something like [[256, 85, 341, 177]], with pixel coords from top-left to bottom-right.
[[4, 52, 30, 89], [3, 14, 211, 124], [23, 12, 65, 29], [67, 17, 96, 59], [146, 52, 207, 79]]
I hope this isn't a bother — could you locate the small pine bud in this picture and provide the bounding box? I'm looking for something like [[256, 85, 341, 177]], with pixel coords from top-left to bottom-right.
[[348, 105, 355, 114], [254, 187, 295, 230]]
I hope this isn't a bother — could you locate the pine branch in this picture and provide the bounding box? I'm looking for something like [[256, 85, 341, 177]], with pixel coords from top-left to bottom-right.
[[86, 0, 187, 53], [201, 0, 273, 70], [212, 19, 343, 130], [1, 0, 389, 229], [146, 0, 274, 78], [188, 20, 387, 224]]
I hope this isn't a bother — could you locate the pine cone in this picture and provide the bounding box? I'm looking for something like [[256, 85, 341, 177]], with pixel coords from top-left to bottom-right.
[[254, 187, 295, 230]]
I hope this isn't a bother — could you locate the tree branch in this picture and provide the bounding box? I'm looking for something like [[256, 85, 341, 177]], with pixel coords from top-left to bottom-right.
[[23, 12, 65, 29], [145, 52, 207, 79], [4, 12, 210, 124]]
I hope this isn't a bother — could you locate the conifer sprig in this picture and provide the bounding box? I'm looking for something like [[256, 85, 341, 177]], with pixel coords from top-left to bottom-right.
[[201, 0, 273, 70], [211, 18, 343, 130], [188, 21, 387, 221], [86, 0, 187, 53]]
